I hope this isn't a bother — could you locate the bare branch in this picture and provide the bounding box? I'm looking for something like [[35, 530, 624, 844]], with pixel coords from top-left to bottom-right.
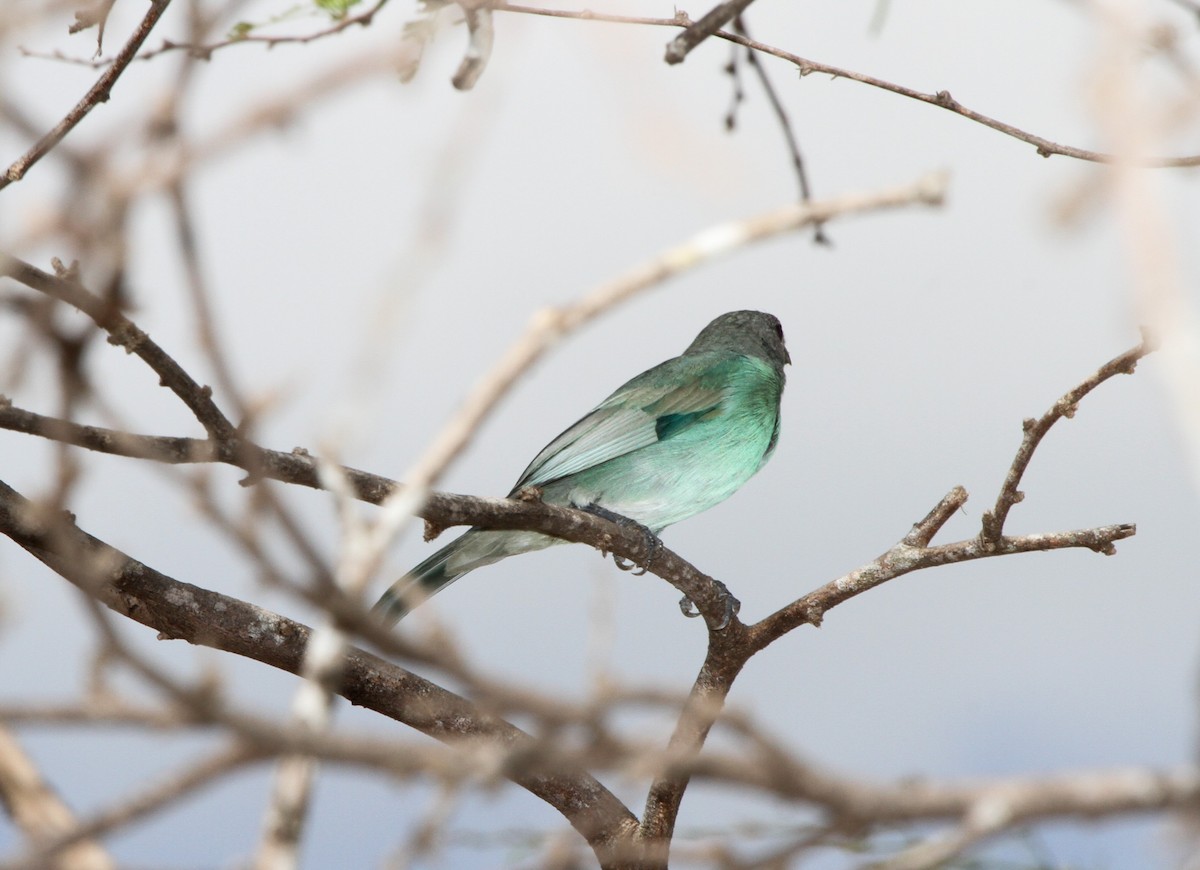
[[0, 701, 192, 730], [452, 3, 494, 90], [980, 331, 1156, 542], [0, 725, 114, 870], [731, 16, 827, 244], [25, 0, 394, 67], [0, 257, 237, 442], [5, 744, 261, 870], [759, 511, 1136, 646], [495, 3, 1200, 167], [664, 0, 755, 64], [0, 0, 173, 189], [687, 749, 1200, 846], [636, 330, 1149, 852], [0, 477, 640, 862]]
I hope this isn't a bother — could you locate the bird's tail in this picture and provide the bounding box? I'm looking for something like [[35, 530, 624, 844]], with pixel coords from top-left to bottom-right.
[[371, 529, 556, 626]]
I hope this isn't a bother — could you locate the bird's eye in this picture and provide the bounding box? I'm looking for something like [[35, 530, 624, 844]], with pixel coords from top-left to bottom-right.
[[774, 322, 784, 341]]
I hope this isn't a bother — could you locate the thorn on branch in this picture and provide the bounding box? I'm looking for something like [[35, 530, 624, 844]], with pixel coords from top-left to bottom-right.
[[105, 323, 146, 353], [50, 257, 80, 281], [722, 43, 745, 132]]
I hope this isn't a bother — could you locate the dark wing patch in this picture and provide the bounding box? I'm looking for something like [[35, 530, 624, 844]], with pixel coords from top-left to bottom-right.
[[655, 406, 721, 441]]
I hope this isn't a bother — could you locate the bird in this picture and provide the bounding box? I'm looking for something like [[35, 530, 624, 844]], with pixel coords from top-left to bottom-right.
[[373, 309, 789, 626]]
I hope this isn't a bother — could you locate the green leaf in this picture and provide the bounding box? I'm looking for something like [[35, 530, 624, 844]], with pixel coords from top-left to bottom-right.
[[227, 20, 255, 39], [313, 0, 361, 19]]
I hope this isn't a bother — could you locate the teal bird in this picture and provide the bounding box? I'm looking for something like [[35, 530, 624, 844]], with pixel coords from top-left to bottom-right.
[[374, 310, 789, 625]]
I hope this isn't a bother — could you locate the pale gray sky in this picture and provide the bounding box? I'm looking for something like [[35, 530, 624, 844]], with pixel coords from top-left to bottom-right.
[[1, 0, 1199, 866]]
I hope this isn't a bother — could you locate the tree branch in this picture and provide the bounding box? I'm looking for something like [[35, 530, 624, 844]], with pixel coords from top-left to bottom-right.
[[22, 0, 393, 67], [0, 256, 237, 442], [980, 330, 1156, 542], [0, 477, 641, 864], [495, 3, 1200, 167], [663, 0, 756, 64], [0, 0, 173, 189], [634, 332, 1148, 856], [0, 724, 115, 870]]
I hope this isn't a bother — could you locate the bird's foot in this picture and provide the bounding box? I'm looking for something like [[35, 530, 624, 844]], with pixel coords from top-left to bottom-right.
[[579, 502, 661, 575], [679, 580, 741, 630]]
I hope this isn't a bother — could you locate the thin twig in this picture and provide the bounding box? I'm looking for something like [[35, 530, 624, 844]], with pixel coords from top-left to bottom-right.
[[0, 701, 192, 730], [494, 3, 1200, 167], [762, 506, 1135, 646], [21, 0, 393, 67], [0, 0, 173, 189], [0, 256, 237, 442], [167, 183, 248, 421], [980, 331, 1156, 543], [733, 15, 827, 244]]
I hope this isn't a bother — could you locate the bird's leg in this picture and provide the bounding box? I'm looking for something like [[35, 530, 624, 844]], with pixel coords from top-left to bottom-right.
[[578, 502, 661, 575], [679, 580, 741, 631]]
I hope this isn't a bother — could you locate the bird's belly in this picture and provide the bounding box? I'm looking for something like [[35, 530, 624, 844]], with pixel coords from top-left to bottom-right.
[[548, 427, 771, 532]]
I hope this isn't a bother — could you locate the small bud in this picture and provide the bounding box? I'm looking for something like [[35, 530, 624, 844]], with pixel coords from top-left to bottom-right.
[[515, 485, 544, 502]]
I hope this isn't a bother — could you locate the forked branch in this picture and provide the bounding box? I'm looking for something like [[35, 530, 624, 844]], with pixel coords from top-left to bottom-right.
[[636, 337, 1148, 857]]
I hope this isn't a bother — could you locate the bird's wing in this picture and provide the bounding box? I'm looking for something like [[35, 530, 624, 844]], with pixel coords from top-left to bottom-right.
[[511, 355, 728, 491]]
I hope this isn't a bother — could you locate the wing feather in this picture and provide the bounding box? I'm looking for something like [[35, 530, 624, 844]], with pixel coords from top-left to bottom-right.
[[511, 355, 728, 491]]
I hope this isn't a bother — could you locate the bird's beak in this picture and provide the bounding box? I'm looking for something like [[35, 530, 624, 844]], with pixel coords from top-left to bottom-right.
[[785, 348, 792, 365]]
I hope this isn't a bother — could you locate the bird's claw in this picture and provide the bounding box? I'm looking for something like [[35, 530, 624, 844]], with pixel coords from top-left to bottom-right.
[[678, 582, 741, 630], [578, 502, 739, 629], [628, 529, 660, 575], [580, 502, 660, 575]]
